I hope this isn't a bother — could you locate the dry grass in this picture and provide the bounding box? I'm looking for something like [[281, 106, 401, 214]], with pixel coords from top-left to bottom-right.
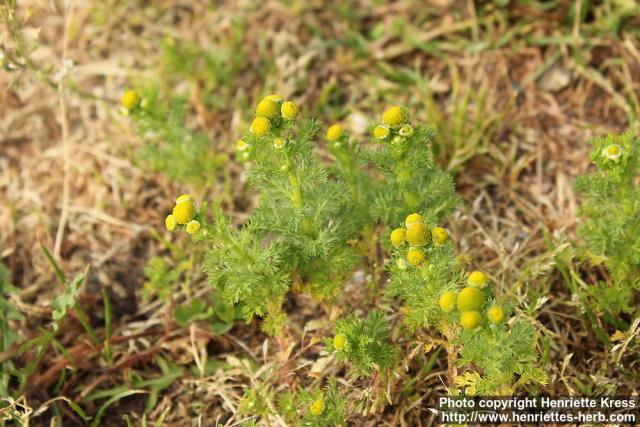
[[1, 0, 639, 425]]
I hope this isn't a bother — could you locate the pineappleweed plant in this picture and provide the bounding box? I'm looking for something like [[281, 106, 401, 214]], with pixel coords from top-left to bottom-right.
[[146, 92, 544, 417]]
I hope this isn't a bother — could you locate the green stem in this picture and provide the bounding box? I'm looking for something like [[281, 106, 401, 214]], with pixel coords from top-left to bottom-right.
[[284, 153, 316, 236], [286, 155, 304, 211]]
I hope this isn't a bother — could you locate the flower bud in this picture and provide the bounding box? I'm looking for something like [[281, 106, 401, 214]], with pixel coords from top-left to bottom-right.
[[326, 124, 344, 142], [457, 287, 485, 312], [460, 310, 482, 330], [250, 117, 271, 136], [281, 101, 299, 119], [255, 98, 280, 119], [390, 228, 406, 246]]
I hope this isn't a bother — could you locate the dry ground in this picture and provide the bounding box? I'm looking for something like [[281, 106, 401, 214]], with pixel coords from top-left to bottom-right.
[[1, 0, 639, 425]]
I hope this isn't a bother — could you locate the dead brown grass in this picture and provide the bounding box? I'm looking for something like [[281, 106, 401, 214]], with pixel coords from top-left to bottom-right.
[[1, 0, 639, 425]]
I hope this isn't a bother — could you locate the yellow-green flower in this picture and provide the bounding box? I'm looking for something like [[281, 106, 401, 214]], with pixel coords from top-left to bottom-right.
[[333, 333, 347, 350], [165, 214, 177, 231], [186, 220, 201, 235], [406, 222, 430, 246], [273, 137, 286, 149], [255, 98, 280, 119], [602, 143, 623, 161], [310, 397, 325, 416], [173, 200, 195, 225], [391, 135, 404, 146], [281, 101, 299, 119], [399, 124, 413, 137], [382, 105, 407, 127], [250, 117, 271, 136], [432, 226, 448, 245], [407, 248, 425, 266], [487, 306, 505, 324], [405, 212, 423, 227], [439, 291, 456, 312], [460, 311, 482, 331], [468, 271, 489, 288], [373, 124, 390, 139], [390, 228, 406, 246], [236, 139, 249, 151], [121, 89, 139, 109], [175, 194, 195, 205], [457, 287, 485, 312], [396, 258, 408, 270], [326, 124, 344, 142]]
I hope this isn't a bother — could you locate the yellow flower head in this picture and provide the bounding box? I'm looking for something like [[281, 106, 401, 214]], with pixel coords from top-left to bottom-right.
[[186, 220, 201, 235], [236, 139, 249, 151], [265, 94, 283, 103], [602, 143, 623, 161], [273, 137, 286, 149], [382, 105, 408, 127], [487, 306, 505, 324], [439, 291, 456, 312], [373, 124, 390, 139], [175, 194, 195, 205], [460, 311, 482, 331], [172, 200, 195, 225], [405, 212, 423, 227], [310, 397, 325, 416], [255, 98, 280, 119], [165, 214, 177, 231], [468, 271, 489, 288], [326, 124, 344, 142], [432, 226, 448, 245], [121, 89, 139, 109], [407, 247, 425, 266], [406, 222, 430, 246], [281, 101, 299, 119], [457, 287, 485, 312], [390, 228, 406, 246], [333, 333, 347, 350], [250, 117, 271, 136], [399, 124, 414, 137]]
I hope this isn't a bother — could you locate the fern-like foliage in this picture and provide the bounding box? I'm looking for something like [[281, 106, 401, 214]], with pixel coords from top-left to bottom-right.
[[246, 119, 362, 301], [457, 321, 547, 395], [385, 237, 463, 331], [197, 203, 289, 335], [574, 132, 640, 314], [126, 88, 226, 186], [326, 310, 398, 378], [164, 102, 460, 336], [384, 211, 545, 393], [278, 379, 347, 427], [367, 123, 459, 225]]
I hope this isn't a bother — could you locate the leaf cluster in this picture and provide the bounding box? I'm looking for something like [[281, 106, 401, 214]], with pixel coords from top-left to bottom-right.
[[367, 124, 459, 225], [278, 379, 347, 427], [574, 133, 640, 314], [386, 241, 463, 331], [325, 310, 399, 378], [127, 88, 227, 186], [457, 321, 547, 394]]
